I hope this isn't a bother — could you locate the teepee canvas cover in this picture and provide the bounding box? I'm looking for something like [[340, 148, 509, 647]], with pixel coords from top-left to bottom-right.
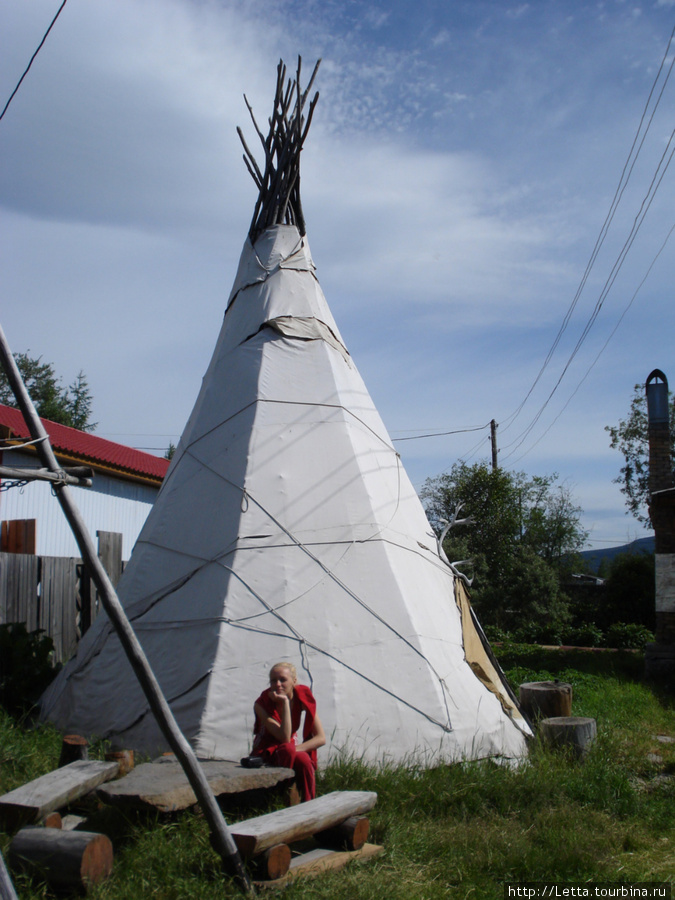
[[41, 61, 531, 763]]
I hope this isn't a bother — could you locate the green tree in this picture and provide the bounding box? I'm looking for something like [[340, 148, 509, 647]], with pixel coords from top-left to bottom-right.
[[0, 351, 96, 432], [421, 462, 587, 634], [606, 382, 675, 528], [602, 551, 655, 630]]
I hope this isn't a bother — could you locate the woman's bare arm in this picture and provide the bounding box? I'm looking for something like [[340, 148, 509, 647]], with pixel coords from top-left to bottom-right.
[[254, 694, 293, 744], [295, 713, 326, 754]]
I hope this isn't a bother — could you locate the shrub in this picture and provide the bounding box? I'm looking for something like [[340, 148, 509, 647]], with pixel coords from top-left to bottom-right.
[[0, 623, 59, 716], [603, 622, 653, 650], [562, 624, 604, 647]]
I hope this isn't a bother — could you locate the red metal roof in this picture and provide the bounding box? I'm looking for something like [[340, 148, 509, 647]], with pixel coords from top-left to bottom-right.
[[0, 404, 169, 482]]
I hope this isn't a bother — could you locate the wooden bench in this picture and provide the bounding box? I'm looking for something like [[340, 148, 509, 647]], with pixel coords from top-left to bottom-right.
[[227, 790, 383, 884]]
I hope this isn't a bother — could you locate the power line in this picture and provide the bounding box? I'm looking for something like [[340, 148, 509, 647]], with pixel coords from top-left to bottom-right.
[[506, 221, 675, 465], [499, 22, 675, 443], [392, 422, 489, 442], [499, 24, 675, 461], [0, 0, 69, 122]]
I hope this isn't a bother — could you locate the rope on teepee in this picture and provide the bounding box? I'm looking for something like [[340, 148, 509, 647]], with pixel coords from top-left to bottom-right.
[[238, 57, 321, 242]]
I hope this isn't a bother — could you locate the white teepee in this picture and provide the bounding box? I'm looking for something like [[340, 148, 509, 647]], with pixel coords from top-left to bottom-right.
[[41, 61, 531, 764]]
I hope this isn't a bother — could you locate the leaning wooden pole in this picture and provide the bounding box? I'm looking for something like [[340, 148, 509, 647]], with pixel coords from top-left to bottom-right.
[[0, 848, 19, 900], [0, 323, 254, 896]]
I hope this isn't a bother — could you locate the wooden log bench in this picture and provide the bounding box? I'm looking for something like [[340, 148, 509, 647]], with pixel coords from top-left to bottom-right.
[[227, 790, 383, 885]]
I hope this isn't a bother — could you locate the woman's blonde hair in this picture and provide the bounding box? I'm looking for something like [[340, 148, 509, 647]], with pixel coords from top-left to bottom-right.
[[269, 661, 297, 682]]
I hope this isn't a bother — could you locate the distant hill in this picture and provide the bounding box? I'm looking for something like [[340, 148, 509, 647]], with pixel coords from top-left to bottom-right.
[[580, 535, 655, 573]]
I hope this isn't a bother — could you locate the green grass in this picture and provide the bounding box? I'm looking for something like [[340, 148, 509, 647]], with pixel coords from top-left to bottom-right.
[[1, 648, 674, 898]]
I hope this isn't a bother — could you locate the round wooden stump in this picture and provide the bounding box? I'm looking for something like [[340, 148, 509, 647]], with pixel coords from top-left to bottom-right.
[[104, 749, 135, 777], [540, 716, 597, 759], [58, 735, 89, 767], [519, 681, 572, 721]]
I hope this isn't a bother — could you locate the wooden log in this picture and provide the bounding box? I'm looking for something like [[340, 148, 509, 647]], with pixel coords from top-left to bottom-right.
[[249, 843, 291, 881], [41, 812, 62, 829], [519, 681, 572, 721], [104, 749, 134, 776], [8, 827, 113, 893], [0, 760, 119, 832], [315, 815, 369, 851], [59, 735, 89, 767], [540, 716, 597, 759], [0, 849, 19, 900], [230, 791, 378, 858], [0, 465, 93, 487]]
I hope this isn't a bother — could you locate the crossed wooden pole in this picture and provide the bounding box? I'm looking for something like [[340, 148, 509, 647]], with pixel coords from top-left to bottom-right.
[[0, 322, 254, 895]]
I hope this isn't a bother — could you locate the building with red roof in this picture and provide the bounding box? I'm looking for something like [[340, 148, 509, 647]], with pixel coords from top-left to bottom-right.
[[0, 403, 170, 558]]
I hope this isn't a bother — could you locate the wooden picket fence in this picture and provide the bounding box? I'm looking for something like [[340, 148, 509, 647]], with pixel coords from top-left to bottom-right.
[[0, 532, 123, 663]]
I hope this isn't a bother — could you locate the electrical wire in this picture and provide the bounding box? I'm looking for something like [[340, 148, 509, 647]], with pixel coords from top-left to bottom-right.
[[501, 129, 675, 463], [0, 1, 68, 122], [499, 22, 675, 443], [506, 220, 675, 464]]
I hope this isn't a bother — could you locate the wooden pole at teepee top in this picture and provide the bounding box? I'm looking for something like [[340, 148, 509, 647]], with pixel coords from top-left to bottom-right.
[[239, 56, 320, 243], [0, 322, 254, 896]]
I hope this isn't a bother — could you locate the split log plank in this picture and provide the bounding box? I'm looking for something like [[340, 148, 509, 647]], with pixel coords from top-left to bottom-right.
[[231, 791, 377, 858], [61, 815, 87, 832], [255, 843, 384, 888], [97, 759, 294, 813], [0, 761, 118, 831], [8, 827, 112, 893]]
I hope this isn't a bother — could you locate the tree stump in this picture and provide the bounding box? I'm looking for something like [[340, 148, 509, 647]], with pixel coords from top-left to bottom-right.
[[540, 716, 597, 759], [8, 827, 113, 893], [58, 735, 89, 768], [519, 681, 572, 721]]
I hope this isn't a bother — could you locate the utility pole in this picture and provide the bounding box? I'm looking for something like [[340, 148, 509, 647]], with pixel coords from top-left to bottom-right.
[[644, 369, 675, 685], [490, 419, 499, 471]]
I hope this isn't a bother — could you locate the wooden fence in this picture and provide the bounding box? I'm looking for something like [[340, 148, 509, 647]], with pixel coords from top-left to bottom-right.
[[0, 532, 123, 664]]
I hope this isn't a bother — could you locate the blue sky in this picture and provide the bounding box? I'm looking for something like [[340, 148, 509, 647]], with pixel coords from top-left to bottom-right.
[[1, 0, 674, 550]]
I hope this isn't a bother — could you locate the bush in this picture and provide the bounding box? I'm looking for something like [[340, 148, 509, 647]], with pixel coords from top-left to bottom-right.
[[562, 624, 604, 647], [482, 624, 513, 643], [0, 623, 59, 716], [603, 622, 653, 650]]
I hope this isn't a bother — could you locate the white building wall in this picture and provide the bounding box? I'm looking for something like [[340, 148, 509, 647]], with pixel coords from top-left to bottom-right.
[[0, 449, 159, 559]]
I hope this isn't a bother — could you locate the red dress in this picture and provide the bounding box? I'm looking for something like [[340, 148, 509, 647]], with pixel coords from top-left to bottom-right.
[[252, 684, 318, 801]]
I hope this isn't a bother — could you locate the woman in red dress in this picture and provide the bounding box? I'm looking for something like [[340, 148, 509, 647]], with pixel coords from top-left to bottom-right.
[[251, 662, 326, 801]]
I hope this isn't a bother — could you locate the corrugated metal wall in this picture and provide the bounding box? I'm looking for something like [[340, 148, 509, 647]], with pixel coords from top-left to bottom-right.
[[0, 449, 159, 558]]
